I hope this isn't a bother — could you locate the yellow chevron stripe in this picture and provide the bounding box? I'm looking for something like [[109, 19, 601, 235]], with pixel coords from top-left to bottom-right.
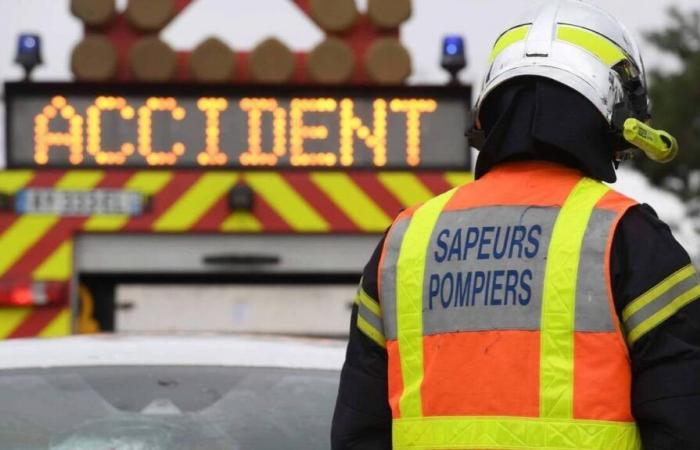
[[124, 171, 174, 195], [0, 308, 32, 338], [377, 173, 434, 208], [0, 172, 36, 275], [154, 173, 239, 232], [444, 171, 474, 188], [0, 216, 59, 276], [83, 171, 173, 231], [244, 173, 329, 232], [56, 170, 104, 189], [0, 171, 105, 277], [39, 308, 72, 337], [82, 215, 128, 231], [32, 172, 104, 279], [33, 241, 72, 281], [310, 172, 391, 232], [221, 211, 263, 232], [0, 171, 34, 193]]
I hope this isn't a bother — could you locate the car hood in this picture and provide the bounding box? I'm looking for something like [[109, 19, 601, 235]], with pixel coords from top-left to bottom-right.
[[0, 333, 346, 370]]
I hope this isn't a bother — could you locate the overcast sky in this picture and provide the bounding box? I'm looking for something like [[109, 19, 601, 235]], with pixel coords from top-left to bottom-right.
[[0, 0, 697, 166]]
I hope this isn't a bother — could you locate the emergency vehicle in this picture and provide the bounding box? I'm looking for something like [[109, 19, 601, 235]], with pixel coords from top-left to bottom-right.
[[0, 0, 472, 339]]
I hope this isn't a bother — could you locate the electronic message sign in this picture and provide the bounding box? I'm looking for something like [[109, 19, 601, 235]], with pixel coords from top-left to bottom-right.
[[5, 83, 471, 170]]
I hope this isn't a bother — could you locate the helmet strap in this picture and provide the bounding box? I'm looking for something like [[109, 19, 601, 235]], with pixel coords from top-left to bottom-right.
[[466, 110, 486, 150]]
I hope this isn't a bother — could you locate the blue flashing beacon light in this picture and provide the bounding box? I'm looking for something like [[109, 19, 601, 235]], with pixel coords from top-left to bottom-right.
[[15, 33, 43, 80], [441, 35, 467, 84], [444, 36, 463, 57]]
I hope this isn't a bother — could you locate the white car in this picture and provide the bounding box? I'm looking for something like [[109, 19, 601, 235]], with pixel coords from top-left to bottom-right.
[[0, 334, 346, 450]]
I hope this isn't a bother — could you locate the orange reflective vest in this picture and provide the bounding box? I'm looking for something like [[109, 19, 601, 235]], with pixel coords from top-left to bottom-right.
[[378, 162, 642, 449]]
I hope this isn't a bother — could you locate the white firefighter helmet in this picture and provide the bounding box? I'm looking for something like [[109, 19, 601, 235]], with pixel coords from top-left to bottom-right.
[[472, 0, 651, 146]]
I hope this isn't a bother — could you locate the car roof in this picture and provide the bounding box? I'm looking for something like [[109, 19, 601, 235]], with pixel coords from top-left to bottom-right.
[[0, 334, 346, 371]]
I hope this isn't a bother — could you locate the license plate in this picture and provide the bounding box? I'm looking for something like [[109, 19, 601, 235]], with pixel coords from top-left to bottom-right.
[[15, 189, 145, 216]]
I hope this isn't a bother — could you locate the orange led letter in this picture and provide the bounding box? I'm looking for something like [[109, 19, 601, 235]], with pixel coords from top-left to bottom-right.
[[196, 97, 228, 166], [137, 97, 186, 166], [390, 99, 438, 167], [239, 98, 286, 166], [339, 99, 387, 167], [289, 98, 337, 167], [86, 96, 135, 165], [34, 96, 84, 165]]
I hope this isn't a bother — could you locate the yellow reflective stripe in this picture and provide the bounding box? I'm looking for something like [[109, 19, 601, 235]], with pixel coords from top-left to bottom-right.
[[0, 216, 58, 276], [358, 287, 381, 317], [56, 170, 104, 189], [622, 264, 696, 321], [489, 25, 531, 62], [396, 187, 457, 418], [220, 211, 263, 232], [311, 172, 391, 232], [154, 173, 238, 231], [627, 283, 700, 345], [444, 171, 474, 188], [357, 314, 387, 348], [245, 173, 329, 232], [393, 416, 641, 450], [377, 173, 434, 208], [0, 171, 34, 193], [557, 25, 627, 66], [33, 241, 72, 281], [540, 178, 609, 419], [83, 171, 173, 231], [0, 308, 32, 338], [39, 308, 71, 338], [489, 24, 627, 67], [355, 281, 386, 348]]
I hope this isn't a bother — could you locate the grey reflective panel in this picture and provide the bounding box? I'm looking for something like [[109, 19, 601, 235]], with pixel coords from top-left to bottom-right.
[[357, 298, 384, 334], [623, 273, 700, 333], [575, 210, 617, 332], [380, 218, 410, 341], [421, 206, 559, 335]]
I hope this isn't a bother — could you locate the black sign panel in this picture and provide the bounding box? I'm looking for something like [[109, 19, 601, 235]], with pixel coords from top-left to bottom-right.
[[5, 83, 471, 170]]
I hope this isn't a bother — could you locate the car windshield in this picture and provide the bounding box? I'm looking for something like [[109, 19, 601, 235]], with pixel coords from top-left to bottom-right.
[[0, 365, 339, 450]]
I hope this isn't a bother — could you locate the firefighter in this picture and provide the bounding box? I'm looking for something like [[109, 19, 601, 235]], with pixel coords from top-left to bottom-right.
[[331, 1, 700, 449]]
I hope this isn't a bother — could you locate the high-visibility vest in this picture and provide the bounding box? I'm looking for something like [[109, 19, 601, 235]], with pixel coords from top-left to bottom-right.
[[378, 162, 642, 450]]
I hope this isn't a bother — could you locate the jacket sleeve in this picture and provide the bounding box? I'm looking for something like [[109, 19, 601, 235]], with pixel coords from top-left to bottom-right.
[[331, 236, 392, 450], [611, 204, 700, 449]]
